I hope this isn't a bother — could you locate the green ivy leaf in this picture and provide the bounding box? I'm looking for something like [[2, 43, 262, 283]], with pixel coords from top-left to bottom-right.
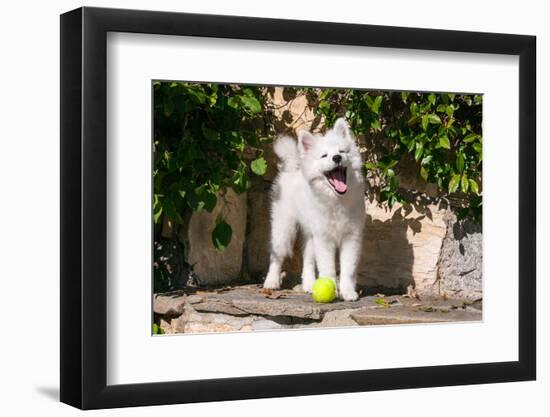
[[364, 94, 374, 107], [371, 95, 383, 114], [229, 131, 245, 151], [187, 187, 217, 213], [153, 194, 163, 224], [152, 323, 164, 335], [250, 157, 268, 176], [420, 166, 428, 181], [153, 207, 163, 224], [473, 142, 482, 153], [407, 139, 416, 152], [227, 96, 240, 109], [439, 136, 451, 149], [212, 220, 232, 252], [389, 194, 398, 209], [456, 153, 465, 173], [448, 174, 461, 193], [414, 142, 424, 161], [461, 174, 470, 193], [186, 87, 207, 104], [469, 179, 480, 195], [240, 96, 262, 114], [386, 159, 399, 169], [428, 114, 442, 125], [208, 92, 218, 107], [186, 192, 204, 212], [232, 168, 250, 194], [421, 155, 432, 165], [419, 102, 431, 113], [464, 133, 480, 143], [421, 115, 429, 131]]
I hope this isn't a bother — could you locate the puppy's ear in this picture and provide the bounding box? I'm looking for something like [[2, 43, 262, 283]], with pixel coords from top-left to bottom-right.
[[333, 118, 352, 140], [298, 130, 315, 154]]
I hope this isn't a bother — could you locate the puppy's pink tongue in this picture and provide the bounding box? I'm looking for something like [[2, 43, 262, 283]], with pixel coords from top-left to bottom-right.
[[329, 170, 347, 193]]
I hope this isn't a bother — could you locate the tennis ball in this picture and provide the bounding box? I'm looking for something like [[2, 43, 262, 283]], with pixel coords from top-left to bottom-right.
[[312, 277, 337, 303]]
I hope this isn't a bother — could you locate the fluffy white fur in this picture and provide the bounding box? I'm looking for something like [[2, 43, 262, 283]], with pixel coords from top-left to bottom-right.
[[264, 118, 365, 301]]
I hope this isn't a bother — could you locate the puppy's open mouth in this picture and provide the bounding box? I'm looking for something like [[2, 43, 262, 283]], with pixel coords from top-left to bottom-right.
[[325, 166, 347, 194]]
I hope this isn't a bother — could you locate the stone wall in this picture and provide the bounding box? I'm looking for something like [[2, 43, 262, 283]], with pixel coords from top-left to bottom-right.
[[184, 189, 248, 285], [181, 87, 482, 300]]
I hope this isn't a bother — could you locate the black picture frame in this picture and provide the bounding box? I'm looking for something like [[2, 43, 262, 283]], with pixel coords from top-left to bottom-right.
[[60, 6, 536, 410]]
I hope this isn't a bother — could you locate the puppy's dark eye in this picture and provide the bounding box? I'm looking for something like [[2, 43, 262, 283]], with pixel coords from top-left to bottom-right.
[[321, 153, 328, 158], [339, 150, 346, 153]]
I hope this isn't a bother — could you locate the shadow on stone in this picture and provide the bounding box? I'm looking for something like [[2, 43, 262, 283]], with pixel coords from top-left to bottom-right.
[[357, 207, 416, 295]]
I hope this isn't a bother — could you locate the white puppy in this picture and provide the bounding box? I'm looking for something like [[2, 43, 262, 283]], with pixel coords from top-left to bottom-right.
[[263, 118, 365, 301]]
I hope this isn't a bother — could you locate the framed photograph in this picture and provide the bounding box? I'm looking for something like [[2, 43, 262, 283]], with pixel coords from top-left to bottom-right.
[[60, 6, 536, 410]]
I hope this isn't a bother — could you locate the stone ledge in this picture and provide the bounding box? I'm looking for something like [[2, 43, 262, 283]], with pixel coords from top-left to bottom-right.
[[154, 284, 482, 333]]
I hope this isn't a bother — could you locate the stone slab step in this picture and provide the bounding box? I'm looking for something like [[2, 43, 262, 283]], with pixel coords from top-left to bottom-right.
[[154, 284, 482, 329]]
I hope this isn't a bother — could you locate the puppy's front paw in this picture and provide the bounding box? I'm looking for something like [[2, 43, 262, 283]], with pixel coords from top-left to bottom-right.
[[263, 274, 281, 290], [301, 275, 316, 293], [340, 287, 359, 301]]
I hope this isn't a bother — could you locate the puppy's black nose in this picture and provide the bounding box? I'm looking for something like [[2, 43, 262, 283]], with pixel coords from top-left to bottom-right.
[[332, 154, 342, 164]]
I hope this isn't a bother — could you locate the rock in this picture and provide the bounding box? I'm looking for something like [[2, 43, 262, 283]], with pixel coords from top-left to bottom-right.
[[350, 305, 481, 325], [173, 309, 256, 333], [191, 287, 324, 319], [185, 189, 247, 285], [233, 297, 324, 319], [436, 212, 483, 301], [153, 292, 186, 317], [313, 309, 359, 328], [432, 305, 452, 313], [187, 297, 248, 316], [160, 305, 289, 334], [251, 317, 288, 331]]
